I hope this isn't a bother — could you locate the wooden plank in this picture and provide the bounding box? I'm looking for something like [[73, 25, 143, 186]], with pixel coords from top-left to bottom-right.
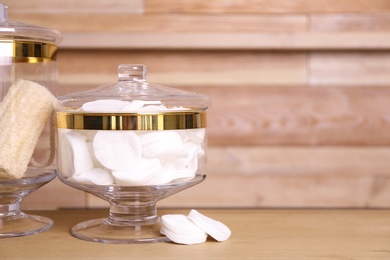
[[22, 178, 86, 210], [8, 1, 390, 50], [203, 86, 390, 146], [9, 14, 307, 33], [8, 0, 390, 14], [23, 146, 390, 209], [310, 52, 390, 86], [144, 0, 390, 14], [7, 0, 144, 14], [156, 174, 390, 208], [207, 146, 390, 176], [4, 209, 390, 260], [311, 14, 390, 32], [9, 8, 390, 50], [57, 47, 390, 146], [58, 32, 390, 50], [86, 146, 390, 208], [57, 49, 307, 87]]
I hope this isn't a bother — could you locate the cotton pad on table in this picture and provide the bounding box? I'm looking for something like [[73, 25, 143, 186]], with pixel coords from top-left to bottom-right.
[[160, 214, 207, 245], [187, 209, 232, 242]]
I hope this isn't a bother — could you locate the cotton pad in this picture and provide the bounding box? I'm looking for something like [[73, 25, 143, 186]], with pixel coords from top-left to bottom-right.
[[138, 105, 190, 112], [139, 131, 188, 158], [137, 104, 168, 112], [187, 128, 206, 144], [187, 209, 231, 242], [64, 132, 94, 175], [160, 211, 231, 245], [170, 142, 204, 179], [160, 214, 207, 245], [112, 158, 163, 186], [121, 100, 162, 112], [72, 168, 114, 185], [80, 99, 130, 112], [93, 131, 142, 170]]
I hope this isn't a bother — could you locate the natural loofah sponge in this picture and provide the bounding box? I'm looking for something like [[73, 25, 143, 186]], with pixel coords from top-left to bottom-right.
[[0, 80, 56, 179]]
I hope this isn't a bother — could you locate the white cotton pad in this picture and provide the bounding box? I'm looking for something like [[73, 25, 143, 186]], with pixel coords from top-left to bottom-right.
[[187, 210, 231, 242], [169, 142, 204, 179], [121, 100, 146, 112], [57, 129, 74, 178], [137, 104, 168, 112], [187, 128, 206, 144], [137, 105, 190, 112], [160, 214, 207, 245], [86, 142, 105, 169], [93, 131, 142, 171], [64, 132, 94, 175], [112, 158, 163, 186], [72, 168, 114, 185], [139, 131, 188, 158], [80, 99, 130, 112], [121, 100, 162, 112]]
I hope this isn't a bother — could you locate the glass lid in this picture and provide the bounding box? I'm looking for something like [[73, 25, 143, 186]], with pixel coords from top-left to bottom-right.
[[56, 64, 211, 131], [57, 64, 211, 112], [0, 3, 62, 44]]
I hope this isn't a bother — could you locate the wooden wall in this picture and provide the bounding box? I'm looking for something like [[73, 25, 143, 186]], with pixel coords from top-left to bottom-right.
[[8, 0, 390, 209]]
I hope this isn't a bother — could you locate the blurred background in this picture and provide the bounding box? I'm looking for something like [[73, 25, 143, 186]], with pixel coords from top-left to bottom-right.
[[8, 0, 390, 209]]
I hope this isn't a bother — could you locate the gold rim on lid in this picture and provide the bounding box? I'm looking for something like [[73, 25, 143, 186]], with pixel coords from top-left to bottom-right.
[[56, 111, 207, 130], [0, 41, 57, 62]]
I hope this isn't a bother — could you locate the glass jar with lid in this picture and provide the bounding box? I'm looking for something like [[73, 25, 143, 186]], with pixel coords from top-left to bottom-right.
[[0, 3, 61, 238], [55, 64, 211, 243], [0, 3, 61, 169]]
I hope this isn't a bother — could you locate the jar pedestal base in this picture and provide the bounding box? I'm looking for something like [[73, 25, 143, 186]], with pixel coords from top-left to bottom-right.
[[72, 218, 169, 244]]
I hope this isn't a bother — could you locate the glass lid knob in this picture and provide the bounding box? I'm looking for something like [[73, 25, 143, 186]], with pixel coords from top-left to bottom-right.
[[0, 3, 8, 23], [118, 64, 146, 82]]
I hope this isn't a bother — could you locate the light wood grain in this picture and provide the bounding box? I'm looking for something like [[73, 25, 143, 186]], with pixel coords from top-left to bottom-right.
[[7, 0, 144, 14], [9, 14, 307, 33], [87, 146, 390, 208], [310, 52, 390, 86], [9, 0, 390, 14], [57, 50, 307, 87], [156, 173, 390, 208], [204, 86, 390, 145], [57, 32, 390, 50], [206, 146, 390, 176], [86, 171, 390, 208], [25, 146, 390, 209], [2, 209, 390, 259], [311, 14, 390, 32], [9, 3, 390, 50], [22, 178, 86, 210], [57, 82, 390, 146], [145, 0, 390, 14], [85, 148, 390, 208]]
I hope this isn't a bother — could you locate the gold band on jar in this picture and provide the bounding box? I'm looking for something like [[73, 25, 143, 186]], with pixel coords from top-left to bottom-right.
[[56, 111, 207, 130], [0, 41, 57, 62]]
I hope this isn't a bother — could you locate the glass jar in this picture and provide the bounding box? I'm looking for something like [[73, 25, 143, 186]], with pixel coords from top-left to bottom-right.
[[0, 3, 62, 170], [55, 64, 211, 186], [0, 3, 61, 238]]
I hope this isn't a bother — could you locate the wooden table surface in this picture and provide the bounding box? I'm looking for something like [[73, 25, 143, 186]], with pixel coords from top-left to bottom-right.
[[2, 209, 390, 259]]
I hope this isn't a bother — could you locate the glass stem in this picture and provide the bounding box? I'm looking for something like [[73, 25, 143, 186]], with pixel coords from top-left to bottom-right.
[[0, 202, 21, 218], [107, 200, 159, 227]]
